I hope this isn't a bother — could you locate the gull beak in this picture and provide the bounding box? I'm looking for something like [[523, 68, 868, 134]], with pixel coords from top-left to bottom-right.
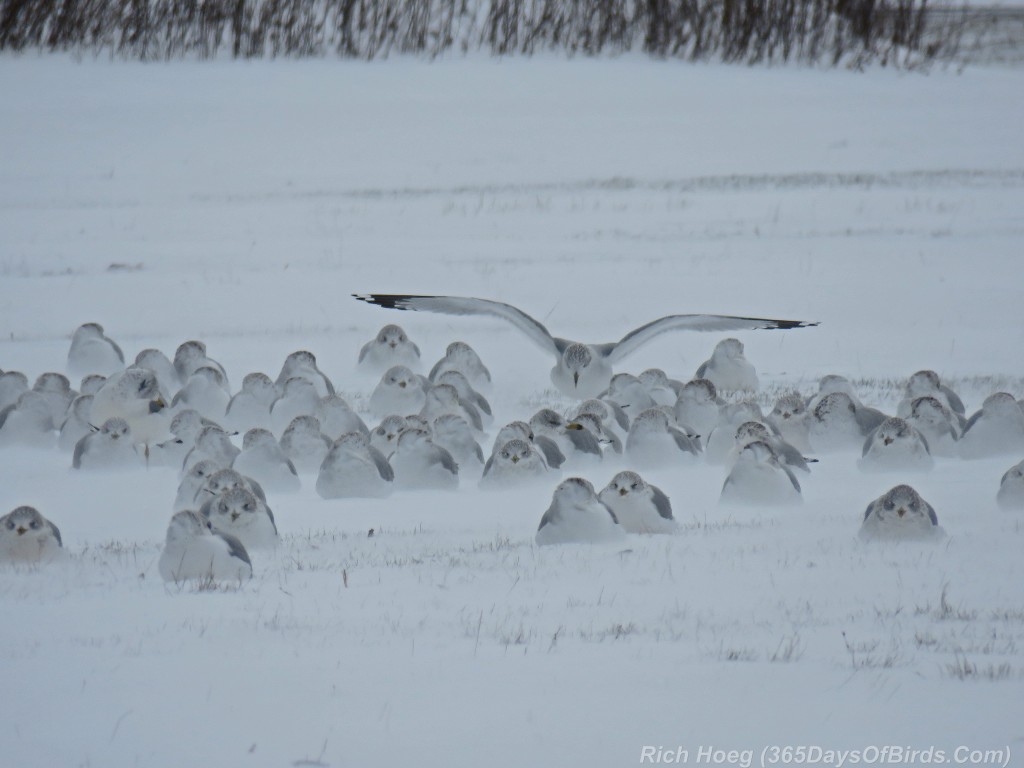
[[884, 437, 893, 445], [566, 423, 582, 431], [897, 507, 906, 518], [619, 488, 627, 496], [231, 512, 240, 521], [511, 456, 519, 464], [573, 372, 580, 387], [388, 341, 397, 348], [16, 526, 27, 536], [149, 398, 166, 413], [399, 382, 406, 388]]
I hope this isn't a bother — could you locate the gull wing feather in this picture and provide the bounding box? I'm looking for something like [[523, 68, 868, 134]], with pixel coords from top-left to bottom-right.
[[604, 400, 630, 431], [669, 426, 701, 456], [940, 384, 965, 415], [534, 435, 565, 469], [263, 503, 278, 533], [457, 396, 484, 431], [481, 452, 495, 477], [537, 502, 560, 532], [650, 485, 674, 520], [48, 519, 63, 547], [354, 294, 562, 358], [783, 464, 802, 494], [770, 437, 812, 471], [861, 428, 877, 457], [244, 479, 268, 501], [357, 340, 372, 363], [565, 424, 602, 457], [217, 530, 252, 568], [72, 435, 90, 469], [855, 405, 888, 434], [598, 499, 620, 525], [109, 337, 126, 364], [369, 446, 395, 482], [434, 445, 460, 476], [427, 357, 445, 381], [961, 409, 983, 436], [599, 315, 819, 364], [0, 404, 13, 431]]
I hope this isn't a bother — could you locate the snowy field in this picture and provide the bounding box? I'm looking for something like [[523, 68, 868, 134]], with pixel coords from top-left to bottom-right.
[[2, 55, 1024, 768]]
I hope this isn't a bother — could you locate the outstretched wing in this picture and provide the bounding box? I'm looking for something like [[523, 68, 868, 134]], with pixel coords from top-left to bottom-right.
[[598, 314, 819, 364], [353, 294, 562, 358]]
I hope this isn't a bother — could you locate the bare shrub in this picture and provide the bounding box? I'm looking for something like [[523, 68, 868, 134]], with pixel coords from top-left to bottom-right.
[[0, 0, 970, 66]]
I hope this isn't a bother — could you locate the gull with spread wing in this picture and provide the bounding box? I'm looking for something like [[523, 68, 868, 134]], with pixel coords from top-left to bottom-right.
[[354, 294, 817, 399]]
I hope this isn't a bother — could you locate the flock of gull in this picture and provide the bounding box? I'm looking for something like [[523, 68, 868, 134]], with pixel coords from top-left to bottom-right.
[[2, 294, 1024, 581]]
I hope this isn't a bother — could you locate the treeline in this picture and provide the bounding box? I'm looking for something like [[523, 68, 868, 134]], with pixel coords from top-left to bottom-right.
[[0, 0, 965, 65]]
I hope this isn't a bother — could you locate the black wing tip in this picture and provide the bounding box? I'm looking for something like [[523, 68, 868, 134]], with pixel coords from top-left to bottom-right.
[[352, 293, 420, 310], [765, 319, 820, 330]]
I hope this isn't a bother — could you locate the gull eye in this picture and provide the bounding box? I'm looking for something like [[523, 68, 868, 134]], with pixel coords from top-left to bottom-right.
[[501, 451, 508, 459], [6, 521, 15, 530], [138, 381, 146, 393], [244, 503, 253, 512], [30, 520, 41, 529], [219, 503, 228, 514], [632, 482, 639, 489], [884, 501, 894, 511]]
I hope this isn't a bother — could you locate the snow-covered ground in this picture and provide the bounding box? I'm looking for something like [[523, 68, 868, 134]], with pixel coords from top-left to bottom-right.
[[1, 55, 1023, 768]]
